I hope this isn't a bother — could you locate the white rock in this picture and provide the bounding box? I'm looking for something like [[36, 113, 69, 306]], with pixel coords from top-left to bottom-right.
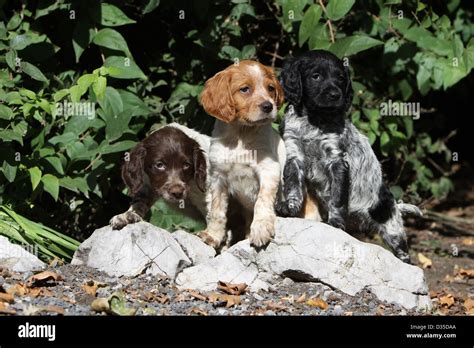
[[176, 218, 431, 310], [172, 230, 215, 265], [72, 222, 191, 278], [0, 236, 45, 272], [176, 240, 270, 291]]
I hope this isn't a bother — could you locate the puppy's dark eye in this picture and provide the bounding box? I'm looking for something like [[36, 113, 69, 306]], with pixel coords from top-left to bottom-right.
[[183, 162, 191, 170], [154, 162, 166, 171], [240, 86, 250, 93], [268, 85, 275, 92], [312, 73, 321, 81], [338, 73, 345, 81]]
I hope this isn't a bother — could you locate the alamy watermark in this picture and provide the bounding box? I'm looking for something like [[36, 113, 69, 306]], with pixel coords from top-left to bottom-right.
[[55, 101, 96, 120], [380, 99, 420, 120], [216, 149, 258, 165]]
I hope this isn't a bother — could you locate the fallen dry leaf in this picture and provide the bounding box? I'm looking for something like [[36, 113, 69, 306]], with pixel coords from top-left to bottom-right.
[[344, 311, 353, 316], [264, 300, 288, 312], [0, 302, 16, 314], [457, 268, 474, 279], [91, 298, 110, 313], [48, 257, 64, 267], [281, 295, 295, 304], [376, 304, 385, 316], [26, 271, 63, 287], [296, 293, 307, 303], [82, 280, 107, 296], [417, 253, 432, 269], [41, 305, 65, 315], [208, 293, 241, 308], [439, 294, 455, 308], [307, 297, 328, 310], [6, 283, 27, 296], [217, 281, 248, 295], [461, 237, 473, 246], [0, 292, 14, 303], [141, 291, 169, 304], [464, 298, 474, 315], [188, 290, 207, 301], [26, 287, 53, 298], [189, 307, 208, 316], [174, 293, 187, 302]]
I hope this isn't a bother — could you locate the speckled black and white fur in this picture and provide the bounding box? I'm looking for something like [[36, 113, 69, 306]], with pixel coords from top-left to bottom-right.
[[275, 50, 421, 263]]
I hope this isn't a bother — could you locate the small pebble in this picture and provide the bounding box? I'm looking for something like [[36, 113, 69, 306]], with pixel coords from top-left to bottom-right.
[[333, 305, 343, 316], [281, 277, 294, 286], [253, 293, 264, 301]]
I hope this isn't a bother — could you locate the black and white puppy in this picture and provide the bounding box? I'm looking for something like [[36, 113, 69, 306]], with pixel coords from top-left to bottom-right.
[[276, 50, 421, 263]]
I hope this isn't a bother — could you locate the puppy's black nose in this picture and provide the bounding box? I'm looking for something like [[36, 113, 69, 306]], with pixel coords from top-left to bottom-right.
[[259, 101, 273, 113], [327, 90, 341, 101], [169, 185, 184, 199]]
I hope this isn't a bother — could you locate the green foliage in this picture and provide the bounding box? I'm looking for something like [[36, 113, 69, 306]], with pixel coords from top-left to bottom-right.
[[0, 0, 471, 240], [0, 205, 80, 261]]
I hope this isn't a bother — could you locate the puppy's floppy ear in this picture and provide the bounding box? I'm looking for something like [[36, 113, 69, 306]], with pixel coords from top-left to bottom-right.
[[200, 70, 235, 123], [343, 65, 354, 113], [122, 144, 147, 196], [280, 57, 302, 105], [193, 146, 207, 192], [263, 65, 285, 108]]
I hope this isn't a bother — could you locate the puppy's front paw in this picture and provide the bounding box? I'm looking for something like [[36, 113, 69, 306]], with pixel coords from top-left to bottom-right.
[[275, 197, 303, 217], [327, 216, 346, 231], [110, 211, 142, 230], [197, 230, 224, 249], [249, 216, 275, 248]]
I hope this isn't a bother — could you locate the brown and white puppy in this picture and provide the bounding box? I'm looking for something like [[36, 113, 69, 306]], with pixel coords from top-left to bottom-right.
[[110, 123, 209, 230], [198, 60, 286, 249]]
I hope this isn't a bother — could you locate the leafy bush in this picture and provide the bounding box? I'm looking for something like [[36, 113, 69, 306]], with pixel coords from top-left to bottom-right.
[[0, 0, 472, 241]]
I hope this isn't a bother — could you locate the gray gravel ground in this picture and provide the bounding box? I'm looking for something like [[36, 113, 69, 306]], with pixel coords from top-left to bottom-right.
[[0, 264, 424, 316]]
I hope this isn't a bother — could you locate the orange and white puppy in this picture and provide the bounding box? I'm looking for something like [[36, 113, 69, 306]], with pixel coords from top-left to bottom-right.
[[199, 60, 286, 249]]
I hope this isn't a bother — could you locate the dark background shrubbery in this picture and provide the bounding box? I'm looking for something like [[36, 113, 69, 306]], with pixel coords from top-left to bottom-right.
[[0, 0, 472, 244]]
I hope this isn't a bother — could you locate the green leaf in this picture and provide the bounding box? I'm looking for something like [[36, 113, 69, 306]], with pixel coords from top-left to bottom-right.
[[100, 140, 136, 154], [44, 157, 64, 175], [77, 74, 97, 94], [53, 89, 70, 102], [299, 4, 323, 47], [109, 292, 137, 316], [1, 161, 17, 182], [380, 131, 390, 156], [329, 35, 383, 58], [0, 129, 23, 145], [104, 56, 146, 79], [29, 167, 42, 190], [59, 177, 90, 196], [21, 62, 48, 82], [93, 76, 107, 100], [0, 105, 13, 120], [390, 186, 404, 200], [98, 87, 123, 119], [72, 17, 94, 63], [5, 50, 16, 71], [326, 0, 356, 21], [19, 88, 36, 100], [92, 28, 131, 56], [142, 0, 160, 14], [118, 90, 151, 116], [104, 109, 133, 141], [7, 14, 22, 30], [97, 3, 136, 27], [41, 174, 60, 201]]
